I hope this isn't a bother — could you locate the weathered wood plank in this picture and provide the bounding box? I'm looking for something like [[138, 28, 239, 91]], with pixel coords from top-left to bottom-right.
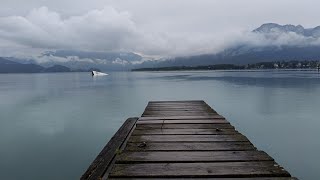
[[116, 151, 272, 163], [145, 106, 213, 110], [132, 128, 238, 135], [149, 99, 205, 103], [137, 119, 229, 124], [147, 105, 209, 107], [141, 115, 218, 117], [143, 112, 215, 117], [148, 102, 206, 105], [142, 112, 217, 116], [146, 109, 216, 113], [109, 178, 298, 180], [145, 106, 214, 111], [147, 104, 209, 106], [146, 104, 212, 107], [138, 115, 224, 120], [125, 142, 256, 151], [147, 105, 208, 107], [143, 109, 213, 112], [109, 162, 291, 178], [128, 134, 249, 142], [147, 104, 208, 107], [142, 112, 216, 115], [136, 123, 234, 129], [81, 117, 138, 180], [144, 111, 216, 114], [148, 103, 206, 105], [145, 106, 214, 109], [141, 115, 218, 118], [84, 100, 295, 179]]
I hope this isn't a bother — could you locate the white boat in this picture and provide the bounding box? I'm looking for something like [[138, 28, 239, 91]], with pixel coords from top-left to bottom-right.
[[91, 71, 108, 76]]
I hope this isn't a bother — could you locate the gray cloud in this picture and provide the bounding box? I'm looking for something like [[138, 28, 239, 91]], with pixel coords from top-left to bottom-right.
[[0, 6, 242, 57], [1, 1, 320, 59], [0, 7, 138, 51]]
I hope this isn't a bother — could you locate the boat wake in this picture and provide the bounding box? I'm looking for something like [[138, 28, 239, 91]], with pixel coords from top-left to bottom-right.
[[91, 71, 108, 76]]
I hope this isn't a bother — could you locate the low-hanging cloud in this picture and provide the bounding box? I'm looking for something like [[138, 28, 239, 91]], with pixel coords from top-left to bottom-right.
[[0, 6, 240, 57], [0, 7, 138, 51], [0, 6, 320, 59]]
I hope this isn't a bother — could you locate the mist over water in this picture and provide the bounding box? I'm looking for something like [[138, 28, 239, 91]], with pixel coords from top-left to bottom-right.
[[0, 70, 319, 180]]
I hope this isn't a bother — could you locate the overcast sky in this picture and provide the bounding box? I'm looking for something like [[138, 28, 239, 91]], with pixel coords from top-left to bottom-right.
[[0, 0, 319, 58]]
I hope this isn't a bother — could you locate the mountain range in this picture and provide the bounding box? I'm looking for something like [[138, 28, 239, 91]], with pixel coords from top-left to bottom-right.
[[0, 57, 97, 73], [137, 23, 320, 68], [253, 23, 320, 37], [1, 23, 320, 72]]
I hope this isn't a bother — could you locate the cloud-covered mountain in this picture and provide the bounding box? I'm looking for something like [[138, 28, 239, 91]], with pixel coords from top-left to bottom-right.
[[43, 50, 142, 61], [0, 57, 95, 73], [253, 23, 320, 37], [0, 57, 44, 73], [3, 23, 320, 70], [38, 50, 143, 70], [8, 50, 144, 71], [137, 23, 320, 67]]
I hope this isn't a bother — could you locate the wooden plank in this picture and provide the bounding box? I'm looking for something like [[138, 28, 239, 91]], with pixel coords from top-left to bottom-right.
[[148, 103, 209, 105], [136, 123, 234, 129], [142, 112, 217, 115], [146, 104, 211, 107], [143, 112, 217, 115], [132, 128, 238, 135], [148, 103, 206, 105], [142, 111, 217, 115], [147, 104, 208, 107], [148, 102, 206, 105], [144, 109, 213, 112], [145, 106, 210, 109], [84, 101, 296, 179], [149, 100, 205, 103], [147, 103, 208, 106], [146, 105, 208, 107], [149, 101, 207, 104], [142, 114, 218, 117], [81, 117, 138, 180], [145, 106, 213, 109], [109, 162, 291, 178], [144, 110, 214, 112], [125, 142, 256, 151], [116, 151, 273, 163], [137, 119, 229, 124], [128, 134, 249, 142], [138, 115, 225, 120], [109, 178, 298, 180]]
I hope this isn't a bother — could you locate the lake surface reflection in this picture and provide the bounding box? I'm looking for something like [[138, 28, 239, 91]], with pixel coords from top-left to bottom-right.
[[0, 70, 319, 179]]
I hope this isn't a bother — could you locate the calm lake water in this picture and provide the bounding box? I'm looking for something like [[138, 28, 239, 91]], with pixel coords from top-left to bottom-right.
[[0, 70, 319, 180]]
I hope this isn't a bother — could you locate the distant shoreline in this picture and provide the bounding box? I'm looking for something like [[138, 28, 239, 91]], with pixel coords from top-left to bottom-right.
[[132, 69, 320, 72], [132, 61, 320, 72]]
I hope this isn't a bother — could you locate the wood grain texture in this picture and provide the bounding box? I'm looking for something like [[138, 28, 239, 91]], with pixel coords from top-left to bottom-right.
[[109, 178, 298, 180], [109, 162, 290, 178], [84, 100, 295, 179], [138, 115, 225, 120], [142, 113, 218, 117], [137, 119, 229, 124], [116, 151, 273, 163], [145, 106, 213, 109], [125, 142, 256, 151], [132, 128, 238, 135], [149, 100, 205, 103], [136, 123, 235, 129], [128, 134, 249, 142]]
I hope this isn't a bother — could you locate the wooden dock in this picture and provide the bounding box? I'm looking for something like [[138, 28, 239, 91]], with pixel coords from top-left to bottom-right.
[[81, 100, 297, 180]]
